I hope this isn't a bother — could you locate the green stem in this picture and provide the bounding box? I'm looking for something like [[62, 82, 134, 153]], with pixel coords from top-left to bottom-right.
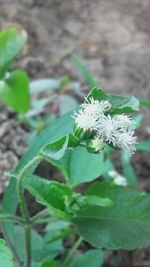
[[0, 223, 22, 267], [30, 209, 49, 223], [0, 214, 24, 225], [17, 155, 43, 267], [63, 237, 83, 266]]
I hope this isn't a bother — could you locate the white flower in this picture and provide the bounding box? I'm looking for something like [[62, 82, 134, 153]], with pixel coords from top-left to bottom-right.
[[114, 114, 135, 130], [73, 109, 99, 131], [108, 170, 128, 187], [114, 131, 137, 154], [73, 98, 110, 132], [96, 114, 137, 154], [73, 97, 137, 155], [82, 98, 111, 115]]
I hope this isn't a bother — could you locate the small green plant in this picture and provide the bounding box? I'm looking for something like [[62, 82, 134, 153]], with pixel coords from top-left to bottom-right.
[[0, 28, 30, 114], [1, 29, 150, 267]]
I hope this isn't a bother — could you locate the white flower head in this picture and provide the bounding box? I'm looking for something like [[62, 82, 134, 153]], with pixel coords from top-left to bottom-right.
[[115, 131, 137, 154], [73, 98, 110, 132], [96, 113, 137, 154], [73, 97, 137, 155]]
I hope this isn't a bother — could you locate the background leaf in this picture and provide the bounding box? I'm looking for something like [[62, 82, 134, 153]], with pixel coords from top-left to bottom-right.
[[136, 141, 150, 151], [0, 70, 30, 113], [0, 28, 26, 77], [72, 54, 97, 87]]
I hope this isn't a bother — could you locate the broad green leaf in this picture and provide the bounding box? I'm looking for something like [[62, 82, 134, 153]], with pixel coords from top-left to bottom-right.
[[41, 136, 69, 161], [121, 151, 137, 186], [24, 175, 73, 216], [0, 28, 27, 77], [87, 86, 107, 101], [72, 54, 97, 87], [68, 249, 104, 267], [136, 141, 150, 151], [0, 70, 30, 113], [0, 238, 15, 267], [30, 79, 60, 94], [73, 181, 150, 250], [50, 146, 104, 187], [108, 95, 140, 114]]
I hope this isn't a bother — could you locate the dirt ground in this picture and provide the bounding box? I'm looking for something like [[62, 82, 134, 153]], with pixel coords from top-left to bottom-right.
[[0, 0, 150, 266]]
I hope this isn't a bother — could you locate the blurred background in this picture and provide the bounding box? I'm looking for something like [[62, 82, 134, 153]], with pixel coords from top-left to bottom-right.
[[0, 1, 150, 266]]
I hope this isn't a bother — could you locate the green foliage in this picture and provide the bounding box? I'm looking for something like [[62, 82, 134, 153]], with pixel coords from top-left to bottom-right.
[[24, 175, 73, 217], [0, 70, 30, 113], [136, 140, 150, 151], [10, 226, 62, 265], [0, 238, 15, 267], [72, 54, 97, 87], [73, 181, 150, 250], [0, 28, 27, 77], [0, 28, 30, 113], [1, 37, 150, 267], [50, 146, 104, 187], [68, 249, 104, 267]]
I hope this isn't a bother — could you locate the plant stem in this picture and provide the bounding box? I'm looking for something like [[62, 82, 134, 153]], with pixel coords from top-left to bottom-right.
[[30, 209, 49, 223], [0, 214, 24, 224], [17, 155, 43, 267], [63, 237, 83, 266], [0, 223, 22, 267]]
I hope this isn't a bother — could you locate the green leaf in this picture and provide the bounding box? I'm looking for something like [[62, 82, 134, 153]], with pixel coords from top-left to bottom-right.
[[41, 136, 69, 161], [108, 95, 140, 114], [10, 226, 62, 264], [0, 28, 27, 77], [0, 238, 15, 267], [68, 249, 104, 267], [73, 181, 150, 250], [85, 195, 113, 207], [136, 141, 150, 151], [87, 86, 107, 101], [121, 151, 137, 186], [45, 221, 71, 242], [139, 99, 150, 107], [0, 70, 30, 113], [72, 54, 97, 87], [50, 147, 104, 187], [24, 175, 73, 216], [2, 113, 73, 237]]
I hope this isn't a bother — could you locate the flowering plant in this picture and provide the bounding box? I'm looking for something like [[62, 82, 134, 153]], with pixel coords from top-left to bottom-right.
[[0, 29, 150, 267]]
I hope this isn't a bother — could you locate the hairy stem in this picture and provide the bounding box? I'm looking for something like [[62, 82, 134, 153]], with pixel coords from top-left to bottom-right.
[[63, 237, 83, 266], [17, 155, 43, 267]]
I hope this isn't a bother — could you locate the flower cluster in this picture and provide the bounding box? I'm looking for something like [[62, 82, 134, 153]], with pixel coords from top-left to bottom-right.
[[73, 98, 137, 155]]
